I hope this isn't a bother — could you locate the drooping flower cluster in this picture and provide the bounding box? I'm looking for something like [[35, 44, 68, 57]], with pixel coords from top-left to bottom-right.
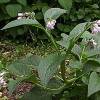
[[46, 20, 56, 30], [18, 12, 35, 19], [0, 72, 7, 88], [17, 12, 30, 20], [91, 20, 100, 34]]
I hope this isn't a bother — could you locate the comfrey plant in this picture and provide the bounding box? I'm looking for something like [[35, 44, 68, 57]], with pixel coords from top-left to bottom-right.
[[1, 8, 100, 100]]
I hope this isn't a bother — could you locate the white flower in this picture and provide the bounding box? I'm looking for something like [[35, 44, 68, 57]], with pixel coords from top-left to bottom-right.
[[17, 17, 22, 20], [46, 20, 56, 30], [25, 12, 30, 16], [17, 12, 30, 20], [0, 72, 7, 87], [91, 39, 97, 46], [88, 39, 97, 48], [17, 13, 23, 20], [18, 13, 24, 17], [92, 20, 100, 34], [0, 72, 6, 76], [17, 12, 35, 20]]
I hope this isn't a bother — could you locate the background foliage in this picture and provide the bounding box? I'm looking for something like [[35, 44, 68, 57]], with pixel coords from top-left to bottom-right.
[[0, 0, 100, 41]]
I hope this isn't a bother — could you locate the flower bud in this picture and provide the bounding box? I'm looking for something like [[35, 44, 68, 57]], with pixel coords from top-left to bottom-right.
[[18, 13, 23, 17]]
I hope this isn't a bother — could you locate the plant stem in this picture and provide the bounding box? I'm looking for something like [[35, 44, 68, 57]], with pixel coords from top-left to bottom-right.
[[44, 28, 67, 82], [62, 22, 92, 83], [80, 45, 86, 61], [74, 22, 92, 43], [44, 29, 59, 53], [35, 83, 66, 92], [60, 60, 66, 82], [45, 28, 67, 82]]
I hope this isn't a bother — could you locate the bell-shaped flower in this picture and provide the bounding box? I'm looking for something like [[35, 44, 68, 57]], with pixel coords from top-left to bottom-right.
[[92, 20, 100, 34], [46, 20, 56, 30]]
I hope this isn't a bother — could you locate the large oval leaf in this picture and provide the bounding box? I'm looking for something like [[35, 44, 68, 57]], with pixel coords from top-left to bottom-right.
[[17, 0, 27, 6], [57, 33, 70, 49], [58, 0, 72, 11], [83, 58, 100, 73], [8, 78, 24, 94], [1, 19, 43, 30], [8, 60, 32, 77], [88, 72, 100, 97], [7, 54, 41, 76], [20, 86, 52, 100], [44, 8, 66, 22], [69, 23, 88, 40], [37, 53, 65, 86], [6, 4, 22, 17]]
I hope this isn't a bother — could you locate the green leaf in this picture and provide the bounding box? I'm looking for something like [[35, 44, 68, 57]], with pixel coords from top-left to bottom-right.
[[69, 85, 87, 98], [57, 24, 71, 32], [38, 53, 65, 86], [8, 78, 24, 94], [47, 77, 63, 89], [69, 23, 88, 40], [7, 54, 41, 76], [88, 72, 100, 97], [0, 61, 3, 69], [91, 4, 99, 9], [47, 77, 65, 94], [69, 60, 82, 69], [57, 33, 70, 49], [8, 60, 32, 76], [8, 79, 20, 94], [57, 39, 70, 49], [72, 44, 82, 59], [35, 12, 44, 20], [17, 0, 27, 6], [83, 58, 100, 73], [1, 19, 43, 30], [58, 0, 72, 11], [6, 4, 22, 17], [44, 8, 66, 22], [95, 92, 100, 100], [76, 9, 85, 19], [82, 74, 90, 85], [86, 48, 100, 57], [0, 0, 10, 3], [20, 86, 52, 100], [61, 33, 69, 41], [81, 31, 93, 40], [24, 54, 41, 70], [42, 6, 50, 15]]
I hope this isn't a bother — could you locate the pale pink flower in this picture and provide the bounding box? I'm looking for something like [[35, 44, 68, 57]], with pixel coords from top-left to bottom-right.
[[92, 20, 100, 34], [46, 20, 56, 30], [96, 20, 100, 25]]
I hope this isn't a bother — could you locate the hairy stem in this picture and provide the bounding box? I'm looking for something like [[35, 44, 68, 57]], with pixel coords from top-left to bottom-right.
[[60, 60, 66, 82], [44, 29, 59, 52]]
